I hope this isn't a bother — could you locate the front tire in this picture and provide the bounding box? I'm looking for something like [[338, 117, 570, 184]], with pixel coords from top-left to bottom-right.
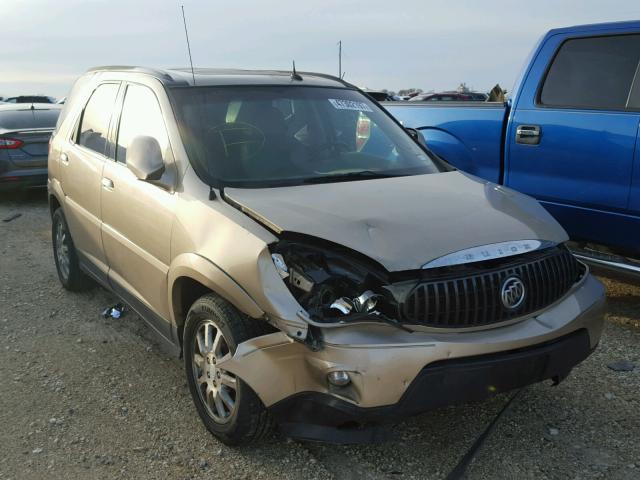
[[52, 208, 91, 291], [184, 293, 274, 445]]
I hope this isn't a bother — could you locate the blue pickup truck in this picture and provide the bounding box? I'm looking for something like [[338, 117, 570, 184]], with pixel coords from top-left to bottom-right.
[[386, 20, 640, 278]]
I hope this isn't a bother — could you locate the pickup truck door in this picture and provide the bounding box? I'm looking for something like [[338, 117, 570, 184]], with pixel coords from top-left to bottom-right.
[[506, 33, 640, 248], [100, 82, 177, 343]]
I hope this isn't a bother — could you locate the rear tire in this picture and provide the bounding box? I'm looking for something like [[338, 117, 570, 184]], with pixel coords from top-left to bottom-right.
[[52, 208, 91, 291], [184, 293, 275, 445]]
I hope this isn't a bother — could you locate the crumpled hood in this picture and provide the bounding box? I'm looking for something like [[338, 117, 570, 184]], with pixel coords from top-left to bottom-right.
[[225, 171, 568, 272]]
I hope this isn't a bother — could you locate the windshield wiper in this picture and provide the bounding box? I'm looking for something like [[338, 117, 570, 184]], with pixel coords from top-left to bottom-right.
[[302, 170, 402, 184]]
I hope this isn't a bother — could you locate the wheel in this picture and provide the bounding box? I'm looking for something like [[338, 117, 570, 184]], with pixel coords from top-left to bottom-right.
[[184, 293, 275, 445], [52, 208, 91, 291]]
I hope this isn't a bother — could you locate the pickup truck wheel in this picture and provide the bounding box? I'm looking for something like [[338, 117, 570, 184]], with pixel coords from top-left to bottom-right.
[[52, 208, 91, 291], [184, 294, 275, 445]]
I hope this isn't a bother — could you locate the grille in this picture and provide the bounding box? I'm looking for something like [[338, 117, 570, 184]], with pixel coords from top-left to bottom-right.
[[400, 247, 583, 328]]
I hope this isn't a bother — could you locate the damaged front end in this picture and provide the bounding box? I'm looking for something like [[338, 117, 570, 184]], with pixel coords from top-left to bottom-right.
[[268, 237, 408, 333]]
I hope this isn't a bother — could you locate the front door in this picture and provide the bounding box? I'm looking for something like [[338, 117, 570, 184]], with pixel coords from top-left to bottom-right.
[[59, 82, 120, 280], [100, 83, 176, 341]]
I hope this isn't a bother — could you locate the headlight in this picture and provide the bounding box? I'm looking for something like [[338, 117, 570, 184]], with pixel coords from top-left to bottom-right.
[[269, 240, 393, 322]]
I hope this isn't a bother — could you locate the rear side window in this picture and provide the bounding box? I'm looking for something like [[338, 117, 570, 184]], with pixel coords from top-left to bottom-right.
[[115, 84, 169, 163], [539, 34, 640, 110], [78, 83, 119, 155]]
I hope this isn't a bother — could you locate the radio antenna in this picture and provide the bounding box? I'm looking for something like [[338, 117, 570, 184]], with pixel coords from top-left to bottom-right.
[[180, 5, 196, 85], [291, 60, 303, 81]]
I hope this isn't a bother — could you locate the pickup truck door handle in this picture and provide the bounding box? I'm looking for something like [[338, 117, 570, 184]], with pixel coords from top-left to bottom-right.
[[516, 125, 541, 145], [101, 177, 114, 190]]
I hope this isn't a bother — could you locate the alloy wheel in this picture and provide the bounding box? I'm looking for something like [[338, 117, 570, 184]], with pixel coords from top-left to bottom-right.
[[55, 219, 71, 280], [192, 320, 238, 423]]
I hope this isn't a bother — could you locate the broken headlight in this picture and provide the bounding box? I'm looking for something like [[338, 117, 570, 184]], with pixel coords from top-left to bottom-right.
[[270, 240, 394, 322]]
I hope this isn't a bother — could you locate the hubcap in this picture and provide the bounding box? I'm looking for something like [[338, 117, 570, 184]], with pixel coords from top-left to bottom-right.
[[55, 220, 70, 280], [192, 320, 237, 423]]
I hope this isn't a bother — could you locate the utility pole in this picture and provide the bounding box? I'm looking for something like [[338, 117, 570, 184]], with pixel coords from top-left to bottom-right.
[[338, 40, 342, 78]]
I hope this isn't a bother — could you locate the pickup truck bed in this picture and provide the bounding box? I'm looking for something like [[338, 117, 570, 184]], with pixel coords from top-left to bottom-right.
[[385, 102, 506, 184]]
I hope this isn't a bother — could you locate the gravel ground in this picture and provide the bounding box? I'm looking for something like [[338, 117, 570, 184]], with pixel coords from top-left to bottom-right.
[[1, 190, 638, 480]]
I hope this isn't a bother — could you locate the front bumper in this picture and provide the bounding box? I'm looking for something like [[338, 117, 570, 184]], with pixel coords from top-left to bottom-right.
[[221, 274, 605, 442], [271, 328, 593, 443]]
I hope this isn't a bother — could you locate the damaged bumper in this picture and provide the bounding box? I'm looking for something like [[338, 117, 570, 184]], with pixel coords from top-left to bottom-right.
[[220, 274, 605, 442]]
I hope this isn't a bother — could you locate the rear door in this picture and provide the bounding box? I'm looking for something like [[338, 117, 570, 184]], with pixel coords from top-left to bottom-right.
[[59, 82, 120, 280], [506, 33, 640, 247], [100, 82, 177, 340]]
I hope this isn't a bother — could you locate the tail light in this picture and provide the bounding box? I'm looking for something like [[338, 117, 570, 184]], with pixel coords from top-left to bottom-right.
[[355, 112, 371, 152], [0, 138, 24, 149]]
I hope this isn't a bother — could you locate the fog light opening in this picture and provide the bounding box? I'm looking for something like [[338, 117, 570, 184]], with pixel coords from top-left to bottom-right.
[[327, 371, 351, 387]]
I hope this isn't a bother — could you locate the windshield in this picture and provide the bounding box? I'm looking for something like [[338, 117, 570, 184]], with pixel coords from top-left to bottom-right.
[[170, 86, 443, 188]]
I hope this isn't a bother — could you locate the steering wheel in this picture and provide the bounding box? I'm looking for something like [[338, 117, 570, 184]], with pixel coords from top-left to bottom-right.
[[207, 122, 265, 159]]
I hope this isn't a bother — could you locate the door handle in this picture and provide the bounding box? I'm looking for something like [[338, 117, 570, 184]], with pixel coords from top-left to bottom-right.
[[60, 153, 69, 164], [516, 125, 541, 145], [101, 177, 114, 190]]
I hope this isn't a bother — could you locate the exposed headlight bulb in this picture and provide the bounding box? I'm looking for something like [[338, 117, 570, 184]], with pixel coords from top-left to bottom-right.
[[353, 290, 378, 312], [329, 297, 354, 315]]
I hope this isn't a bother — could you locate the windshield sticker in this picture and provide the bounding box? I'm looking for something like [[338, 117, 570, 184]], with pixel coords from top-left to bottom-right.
[[328, 99, 373, 112]]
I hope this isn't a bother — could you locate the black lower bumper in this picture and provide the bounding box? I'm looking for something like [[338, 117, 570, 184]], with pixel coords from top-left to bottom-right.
[[270, 329, 594, 443], [0, 171, 47, 191]]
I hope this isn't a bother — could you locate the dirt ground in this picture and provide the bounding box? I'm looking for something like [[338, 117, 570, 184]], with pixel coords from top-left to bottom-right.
[[1, 190, 638, 480]]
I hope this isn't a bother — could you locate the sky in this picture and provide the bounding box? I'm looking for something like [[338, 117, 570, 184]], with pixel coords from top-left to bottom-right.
[[1, 0, 639, 99]]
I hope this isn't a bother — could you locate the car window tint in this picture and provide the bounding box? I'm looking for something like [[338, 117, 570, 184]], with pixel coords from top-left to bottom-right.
[[78, 84, 119, 155], [540, 34, 640, 110], [116, 84, 169, 163], [171, 86, 441, 187]]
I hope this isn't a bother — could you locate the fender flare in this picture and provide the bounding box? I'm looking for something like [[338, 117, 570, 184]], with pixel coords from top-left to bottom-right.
[[168, 252, 265, 327], [47, 178, 65, 216]]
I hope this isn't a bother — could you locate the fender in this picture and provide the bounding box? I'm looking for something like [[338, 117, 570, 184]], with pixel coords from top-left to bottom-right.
[[168, 252, 265, 327], [47, 177, 65, 215]]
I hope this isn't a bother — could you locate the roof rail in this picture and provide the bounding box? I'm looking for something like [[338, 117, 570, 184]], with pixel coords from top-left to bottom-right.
[[86, 66, 176, 82], [298, 71, 357, 89]]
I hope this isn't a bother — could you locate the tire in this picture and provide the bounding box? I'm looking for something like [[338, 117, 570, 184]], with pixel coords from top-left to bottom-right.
[[184, 293, 275, 445], [52, 208, 91, 291]]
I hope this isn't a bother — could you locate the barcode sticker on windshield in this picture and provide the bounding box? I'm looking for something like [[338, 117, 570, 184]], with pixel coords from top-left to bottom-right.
[[328, 99, 373, 112]]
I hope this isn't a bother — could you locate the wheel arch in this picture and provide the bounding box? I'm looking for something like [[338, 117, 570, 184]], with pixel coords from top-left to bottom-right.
[[168, 253, 265, 348], [48, 191, 63, 218]]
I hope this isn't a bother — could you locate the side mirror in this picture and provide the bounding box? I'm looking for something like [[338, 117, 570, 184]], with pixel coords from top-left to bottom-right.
[[126, 135, 165, 181], [406, 127, 427, 148]]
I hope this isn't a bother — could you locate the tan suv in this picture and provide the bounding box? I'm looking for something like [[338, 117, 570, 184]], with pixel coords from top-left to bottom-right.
[[48, 67, 605, 445]]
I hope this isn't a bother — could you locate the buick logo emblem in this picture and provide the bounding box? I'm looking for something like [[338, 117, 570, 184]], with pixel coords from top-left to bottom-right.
[[500, 276, 526, 309]]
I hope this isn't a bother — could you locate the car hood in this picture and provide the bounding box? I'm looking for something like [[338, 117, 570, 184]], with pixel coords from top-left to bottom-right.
[[225, 171, 568, 272]]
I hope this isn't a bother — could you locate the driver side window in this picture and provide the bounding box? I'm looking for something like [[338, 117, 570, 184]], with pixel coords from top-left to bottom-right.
[[116, 84, 169, 163]]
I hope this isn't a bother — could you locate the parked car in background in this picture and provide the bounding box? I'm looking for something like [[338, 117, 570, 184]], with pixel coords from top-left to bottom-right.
[[466, 92, 489, 101], [0, 103, 61, 191], [4, 95, 56, 104], [48, 66, 604, 445], [386, 20, 640, 279], [408, 92, 472, 102], [363, 90, 398, 101]]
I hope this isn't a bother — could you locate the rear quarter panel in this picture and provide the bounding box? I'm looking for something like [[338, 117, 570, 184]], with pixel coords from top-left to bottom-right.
[[384, 102, 506, 183]]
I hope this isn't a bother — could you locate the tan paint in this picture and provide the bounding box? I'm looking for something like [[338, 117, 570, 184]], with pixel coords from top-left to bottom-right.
[[220, 275, 605, 408], [101, 160, 176, 320]]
